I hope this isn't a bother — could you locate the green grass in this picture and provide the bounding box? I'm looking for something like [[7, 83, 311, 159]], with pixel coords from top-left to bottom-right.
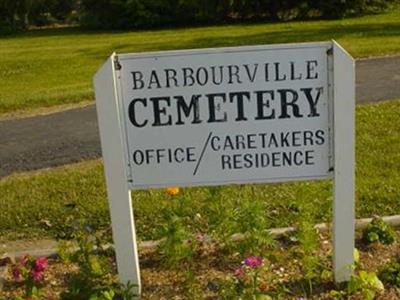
[[0, 7, 400, 115], [0, 99, 399, 241]]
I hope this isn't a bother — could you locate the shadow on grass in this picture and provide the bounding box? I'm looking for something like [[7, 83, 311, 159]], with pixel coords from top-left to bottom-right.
[[182, 23, 400, 49], [72, 21, 400, 60]]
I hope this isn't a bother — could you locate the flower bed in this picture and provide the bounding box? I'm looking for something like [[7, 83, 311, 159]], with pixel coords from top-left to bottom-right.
[[1, 227, 399, 299]]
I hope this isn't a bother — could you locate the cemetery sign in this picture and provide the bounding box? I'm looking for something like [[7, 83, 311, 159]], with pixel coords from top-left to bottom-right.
[[94, 41, 355, 295]]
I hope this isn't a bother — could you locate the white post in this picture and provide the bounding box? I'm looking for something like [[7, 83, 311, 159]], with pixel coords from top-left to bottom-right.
[[332, 41, 355, 282], [93, 54, 141, 294]]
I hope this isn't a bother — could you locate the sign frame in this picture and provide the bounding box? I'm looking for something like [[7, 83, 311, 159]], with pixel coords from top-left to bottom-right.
[[94, 40, 354, 295]]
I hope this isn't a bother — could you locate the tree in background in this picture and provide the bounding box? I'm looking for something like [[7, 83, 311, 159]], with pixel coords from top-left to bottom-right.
[[79, 0, 396, 29], [308, 0, 395, 18], [0, 0, 32, 32], [0, 0, 77, 32], [29, 0, 78, 26], [0, 0, 397, 32]]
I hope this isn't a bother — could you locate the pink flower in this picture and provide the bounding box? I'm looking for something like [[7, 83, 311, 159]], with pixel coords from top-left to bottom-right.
[[31, 270, 44, 283], [234, 267, 245, 278], [12, 266, 23, 282], [244, 256, 263, 269], [34, 257, 48, 272]]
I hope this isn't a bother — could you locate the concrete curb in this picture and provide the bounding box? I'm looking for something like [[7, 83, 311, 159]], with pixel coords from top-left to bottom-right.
[[3, 215, 400, 259]]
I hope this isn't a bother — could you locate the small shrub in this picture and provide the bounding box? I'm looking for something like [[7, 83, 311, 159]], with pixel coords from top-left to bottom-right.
[[345, 249, 385, 300], [293, 198, 323, 296], [218, 186, 275, 257], [348, 270, 384, 300], [362, 217, 396, 245], [157, 212, 197, 267], [59, 225, 123, 300], [379, 257, 400, 287]]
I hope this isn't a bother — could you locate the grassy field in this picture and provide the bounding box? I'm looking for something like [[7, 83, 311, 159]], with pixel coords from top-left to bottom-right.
[[0, 7, 400, 115], [0, 99, 399, 242]]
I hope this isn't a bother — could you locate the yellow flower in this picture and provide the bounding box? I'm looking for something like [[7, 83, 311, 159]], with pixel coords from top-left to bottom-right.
[[166, 187, 180, 196]]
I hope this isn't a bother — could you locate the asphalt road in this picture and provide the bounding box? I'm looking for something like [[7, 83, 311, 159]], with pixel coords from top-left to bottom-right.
[[1, 56, 399, 177]]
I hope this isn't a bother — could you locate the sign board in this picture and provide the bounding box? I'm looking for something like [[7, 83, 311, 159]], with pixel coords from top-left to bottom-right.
[[117, 44, 333, 189], [94, 41, 354, 296]]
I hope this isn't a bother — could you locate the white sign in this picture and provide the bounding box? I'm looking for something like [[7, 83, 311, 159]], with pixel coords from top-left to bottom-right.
[[94, 41, 354, 295], [117, 44, 333, 189]]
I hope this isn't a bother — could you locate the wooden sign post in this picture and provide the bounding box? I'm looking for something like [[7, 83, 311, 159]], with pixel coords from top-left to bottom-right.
[[94, 40, 355, 294]]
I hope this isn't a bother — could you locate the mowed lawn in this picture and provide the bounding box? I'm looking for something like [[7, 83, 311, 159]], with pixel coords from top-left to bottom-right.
[[0, 7, 400, 115], [0, 99, 399, 241]]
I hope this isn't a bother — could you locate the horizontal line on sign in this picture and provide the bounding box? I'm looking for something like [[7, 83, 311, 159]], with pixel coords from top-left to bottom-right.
[[118, 42, 332, 61], [129, 173, 333, 190]]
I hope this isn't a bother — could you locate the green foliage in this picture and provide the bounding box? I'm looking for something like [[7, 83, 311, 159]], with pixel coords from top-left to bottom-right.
[[379, 257, 400, 287], [78, 0, 126, 30], [59, 226, 139, 299], [343, 249, 385, 299], [348, 270, 384, 300], [0, 0, 30, 32], [79, 0, 397, 29], [59, 225, 118, 300], [1, 0, 396, 33], [0, 0, 397, 33], [226, 187, 276, 256], [29, 0, 78, 26], [155, 190, 199, 268], [79, 0, 226, 29], [202, 185, 275, 256], [157, 212, 197, 268], [292, 197, 324, 296], [308, 0, 397, 19], [87, 282, 138, 300], [117, 282, 140, 300], [0, 0, 78, 33], [362, 217, 396, 245]]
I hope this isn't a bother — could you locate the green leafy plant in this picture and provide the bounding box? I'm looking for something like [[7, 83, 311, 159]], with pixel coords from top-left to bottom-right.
[[232, 188, 275, 256], [344, 249, 384, 300], [156, 188, 203, 268], [362, 217, 396, 245], [293, 198, 323, 296], [156, 188, 206, 298], [157, 215, 205, 297], [348, 270, 384, 300], [59, 224, 122, 300], [203, 186, 238, 247], [89, 289, 115, 300], [157, 212, 198, 268], [87, 281, 139, 300], [379, 257, 400, 287], [211, 185, 275, 257]]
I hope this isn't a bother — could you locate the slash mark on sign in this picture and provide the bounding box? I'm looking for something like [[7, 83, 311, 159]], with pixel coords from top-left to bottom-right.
[[193, 132, 213, 176]]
